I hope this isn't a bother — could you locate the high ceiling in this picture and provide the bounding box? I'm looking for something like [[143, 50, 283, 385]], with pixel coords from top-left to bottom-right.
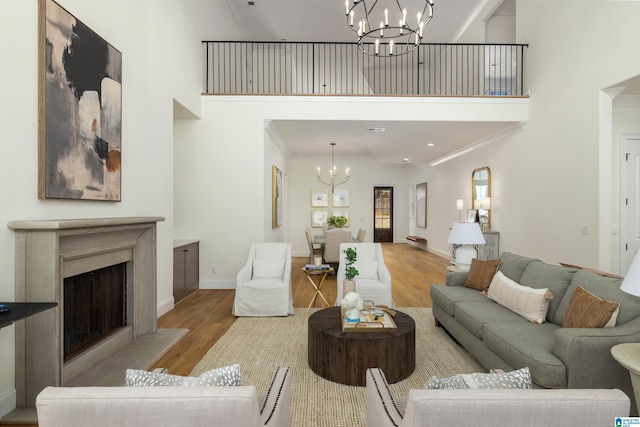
[[210, 0, 638, 164]]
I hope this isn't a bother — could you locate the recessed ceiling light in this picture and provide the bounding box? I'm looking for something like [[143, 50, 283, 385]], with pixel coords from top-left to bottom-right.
[[368, 128, 386, 132], [427, 143, 435, 147], [402, 158, 412, 163]]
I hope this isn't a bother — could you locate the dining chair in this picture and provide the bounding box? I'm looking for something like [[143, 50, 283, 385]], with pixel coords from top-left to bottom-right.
[[356, 229, 366, 243], [305, 228, 323, 264], [323, 229, 352, 266]]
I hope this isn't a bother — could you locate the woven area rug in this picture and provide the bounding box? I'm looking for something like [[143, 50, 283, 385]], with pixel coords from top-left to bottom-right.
[[190, 308, 483, 426]]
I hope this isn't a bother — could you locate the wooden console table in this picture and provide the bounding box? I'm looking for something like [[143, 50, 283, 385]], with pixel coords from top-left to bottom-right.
[[0, 302, 57, 329]]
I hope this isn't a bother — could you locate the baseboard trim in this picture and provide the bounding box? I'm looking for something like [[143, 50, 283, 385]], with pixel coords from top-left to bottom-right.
[[157, 296, 174, 318], [199, 279, 236, 290], [0, 388, 16, 419]]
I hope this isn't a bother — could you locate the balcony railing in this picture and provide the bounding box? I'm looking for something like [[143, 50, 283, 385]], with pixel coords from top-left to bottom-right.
[[202, 41, 528, 97]]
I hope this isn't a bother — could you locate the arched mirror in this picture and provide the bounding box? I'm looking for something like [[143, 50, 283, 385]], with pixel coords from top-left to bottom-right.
[[471, 167, 491, 229]]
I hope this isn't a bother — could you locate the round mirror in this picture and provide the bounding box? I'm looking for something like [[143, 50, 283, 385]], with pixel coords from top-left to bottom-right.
[[471, 167, 491, 228]]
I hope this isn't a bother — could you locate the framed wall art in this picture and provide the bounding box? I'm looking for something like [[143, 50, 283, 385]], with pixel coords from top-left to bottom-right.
[[39, 0, 122, 200], [311, 210, 328, 228], [333, 189, 350, 207], [311, 189, 329, 207], [272, 165, 283, 228], [416, 182, 427, 228]]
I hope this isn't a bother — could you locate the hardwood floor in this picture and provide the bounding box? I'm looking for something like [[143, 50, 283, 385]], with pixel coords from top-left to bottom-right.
[[152, 243, 450, 376]]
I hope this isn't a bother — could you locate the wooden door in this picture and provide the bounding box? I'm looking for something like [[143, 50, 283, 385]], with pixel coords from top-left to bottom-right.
[[374, 187, 393, 242]]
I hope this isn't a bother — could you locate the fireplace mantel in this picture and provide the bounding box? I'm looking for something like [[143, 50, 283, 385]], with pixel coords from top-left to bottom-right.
[[9, 216, 165, 407]]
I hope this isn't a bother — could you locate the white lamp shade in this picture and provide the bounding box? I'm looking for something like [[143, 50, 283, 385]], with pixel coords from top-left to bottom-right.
[[482, 197, 491, 210], [448, 222, 486, 245], [456, 199, 464, 210], [621, 251, 640, 297]]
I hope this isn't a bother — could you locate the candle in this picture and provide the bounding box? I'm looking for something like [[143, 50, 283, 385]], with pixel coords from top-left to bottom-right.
[[375, 39, 379, 55], [419, 22, 424, 37], [389, 40, 394, 55], [317, 167, 321, 178], [384, 8, 388, 26], [349, 11, 354, 26], [380, 22, 384, 37], [399, 20, 403, 34], [402, 8, 407, 26], [345, 0, 349, 15]]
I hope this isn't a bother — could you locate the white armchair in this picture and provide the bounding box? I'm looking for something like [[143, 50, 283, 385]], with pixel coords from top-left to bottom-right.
[[335, 243, 393, 307], [233, 243, 294, 317]]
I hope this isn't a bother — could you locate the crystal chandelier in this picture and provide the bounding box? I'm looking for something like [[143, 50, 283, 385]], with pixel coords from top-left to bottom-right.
[[345, 0, 434, 57], [317, 143, 350, 193]]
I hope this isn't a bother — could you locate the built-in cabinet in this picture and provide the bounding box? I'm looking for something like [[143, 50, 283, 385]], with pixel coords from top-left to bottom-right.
[[173, 240, 199, 303]]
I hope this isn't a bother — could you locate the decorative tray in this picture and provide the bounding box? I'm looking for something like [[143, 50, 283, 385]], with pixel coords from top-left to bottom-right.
[[341, 308, 397, 332]]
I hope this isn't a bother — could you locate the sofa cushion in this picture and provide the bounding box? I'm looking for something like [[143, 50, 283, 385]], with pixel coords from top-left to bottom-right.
[[487, 271, 554, 324], [482, 322, 567, 388], [555, 269, 640, 326], [430, 284, 490, 316], [498, 252, 539, 282], [463, 258, 501, 291], [520, 261, 576, 324], [562, 285, 620, 328], [455, 301, 527, 338], [126, 364, 242, 387], [423, 367, 532, 389]]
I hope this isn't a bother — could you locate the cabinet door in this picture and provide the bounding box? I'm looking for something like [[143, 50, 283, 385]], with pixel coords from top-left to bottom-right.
[[173, 248, 185, 292], [183, 243, 199, 288]]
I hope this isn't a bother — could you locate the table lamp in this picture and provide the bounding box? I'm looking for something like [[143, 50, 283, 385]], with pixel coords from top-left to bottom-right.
[[448, 222, 486, 270]]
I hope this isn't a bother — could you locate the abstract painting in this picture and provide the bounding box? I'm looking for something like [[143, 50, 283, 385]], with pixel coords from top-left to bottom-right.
[[39, 0, 122, 200]]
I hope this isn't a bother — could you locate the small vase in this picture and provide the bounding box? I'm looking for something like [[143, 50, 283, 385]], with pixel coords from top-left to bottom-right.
[[346, 308, 361, 323], [343, 279, 356, 297]]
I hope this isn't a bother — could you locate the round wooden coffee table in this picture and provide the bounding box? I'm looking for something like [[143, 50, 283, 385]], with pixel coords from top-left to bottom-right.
[[307, 306, 415, 386]]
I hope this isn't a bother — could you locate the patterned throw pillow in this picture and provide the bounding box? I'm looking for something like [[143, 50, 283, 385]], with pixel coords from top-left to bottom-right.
[[424, 367, 532, 389], [126, 364, 242, 387], [463, 258, 501, 291], [562, 286, 620, 328]]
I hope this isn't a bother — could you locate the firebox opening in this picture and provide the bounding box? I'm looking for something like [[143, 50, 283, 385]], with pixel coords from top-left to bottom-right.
[[64, 262, 127, 362]]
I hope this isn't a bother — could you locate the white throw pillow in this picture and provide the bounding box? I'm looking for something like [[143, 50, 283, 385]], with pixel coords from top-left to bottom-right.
[[252, 258, 285, 279], [355, 261, 378, 279], [487, 271, 554, 324], [126, 364, 242, 387]]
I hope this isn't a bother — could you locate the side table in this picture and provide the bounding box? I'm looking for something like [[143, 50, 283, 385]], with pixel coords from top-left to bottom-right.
[[611, 343, 640, 413], [302, 267, 334, 312]]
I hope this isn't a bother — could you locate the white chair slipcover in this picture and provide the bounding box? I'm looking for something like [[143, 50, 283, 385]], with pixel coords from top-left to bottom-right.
[[335, 243, 394, 307], [233, 243, 294, 316]]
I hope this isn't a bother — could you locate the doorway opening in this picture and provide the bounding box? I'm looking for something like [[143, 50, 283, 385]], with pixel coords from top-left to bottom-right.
[[374, 187, 393, 242]]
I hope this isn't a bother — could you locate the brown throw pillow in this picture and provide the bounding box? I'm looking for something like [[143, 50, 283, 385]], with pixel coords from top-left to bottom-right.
[[463, 258, 501, 291], [562, 286, 620, 328]]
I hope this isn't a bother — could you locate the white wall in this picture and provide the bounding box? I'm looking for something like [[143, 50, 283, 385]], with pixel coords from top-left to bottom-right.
[[0, 0, 202, 417], [173, 95, 527, 288]]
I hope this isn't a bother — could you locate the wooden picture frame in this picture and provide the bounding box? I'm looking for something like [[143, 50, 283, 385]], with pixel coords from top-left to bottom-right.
[[333, 189, 350, 207], [311, 210, 328, 228], [272, 165, 283, 228], [416, 182, 427, 228], [311, 189, 329, 207], [39, 0, 122, 200]]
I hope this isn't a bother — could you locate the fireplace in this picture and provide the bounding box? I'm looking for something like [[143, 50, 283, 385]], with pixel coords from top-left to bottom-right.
[[9, 217, 164, 407], [64, 262, 127, 362]]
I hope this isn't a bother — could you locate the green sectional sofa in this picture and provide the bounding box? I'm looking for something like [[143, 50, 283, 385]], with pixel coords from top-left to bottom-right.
[[430, 252, 640, 413]]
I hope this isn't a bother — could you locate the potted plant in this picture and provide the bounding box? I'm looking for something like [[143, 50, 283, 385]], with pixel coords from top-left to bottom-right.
[[342, 247, 358, 297], [327, 215, 348, 229]]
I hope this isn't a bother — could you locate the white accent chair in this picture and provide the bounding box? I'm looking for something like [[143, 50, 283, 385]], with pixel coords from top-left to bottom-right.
[[36, 367, 292, 427], [233, 243, 294, 316], [335, 243, 393, 307], [366, 367, 629, 427]]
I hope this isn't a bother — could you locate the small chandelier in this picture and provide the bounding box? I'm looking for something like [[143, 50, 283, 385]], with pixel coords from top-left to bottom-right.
[[317, 143, 350, 193], [345, 0, 434, 57]]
